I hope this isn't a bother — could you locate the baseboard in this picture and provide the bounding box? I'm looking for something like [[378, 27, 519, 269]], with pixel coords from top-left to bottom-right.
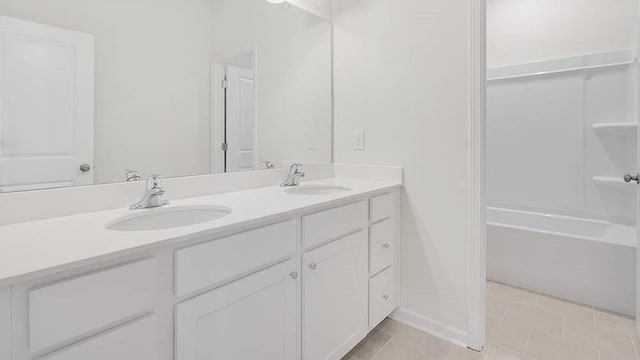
[[390, 307, 469, 348]]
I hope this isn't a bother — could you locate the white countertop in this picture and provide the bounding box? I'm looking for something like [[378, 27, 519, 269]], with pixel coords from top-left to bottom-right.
[[0, 177, 401, 287]]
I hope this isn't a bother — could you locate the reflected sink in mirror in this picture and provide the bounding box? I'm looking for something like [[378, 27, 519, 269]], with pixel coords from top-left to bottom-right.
[[106, 205, 232, 232], [285, 185, 352, 196]]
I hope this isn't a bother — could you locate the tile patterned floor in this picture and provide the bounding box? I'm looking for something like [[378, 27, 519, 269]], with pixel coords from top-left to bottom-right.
[[344, 281, 639, 360]]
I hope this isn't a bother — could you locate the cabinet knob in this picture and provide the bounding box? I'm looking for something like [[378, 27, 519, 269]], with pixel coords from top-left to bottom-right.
[[383, 243, 390, 249], [383, 294, 390, 301], [308, 263, 317, 270], [290, 271, 299, 280], [79, 163, 92, 173]]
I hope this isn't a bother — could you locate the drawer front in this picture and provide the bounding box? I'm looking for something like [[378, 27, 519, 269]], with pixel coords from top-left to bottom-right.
[[175, 220, 297, 297], [370, 218, 395, 275], [29, 258, 157, 353], [43, 316, 159, 360], [302, 201, 368, 249], [369, 266, 397, 330], [371, 192, 397, 223]]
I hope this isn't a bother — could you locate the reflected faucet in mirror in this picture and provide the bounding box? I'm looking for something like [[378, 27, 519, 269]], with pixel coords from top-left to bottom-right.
[[281, 164, 305, 187], [130, 175, 170, 210], [125, 170, 141, 182]]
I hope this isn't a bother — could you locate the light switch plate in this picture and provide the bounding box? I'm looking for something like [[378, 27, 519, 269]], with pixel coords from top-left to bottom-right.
[[307, 132, 317, 150], [353, 131, 365, 151]]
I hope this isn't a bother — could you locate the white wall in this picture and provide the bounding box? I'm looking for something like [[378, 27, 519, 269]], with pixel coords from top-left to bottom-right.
[[288, 0, 332, 21], [487, 0, 637, 67], [334, 0, 473, 336]]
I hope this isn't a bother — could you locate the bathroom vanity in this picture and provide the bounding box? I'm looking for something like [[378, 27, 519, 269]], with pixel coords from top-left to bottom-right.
[[0, 177, 401, 360]]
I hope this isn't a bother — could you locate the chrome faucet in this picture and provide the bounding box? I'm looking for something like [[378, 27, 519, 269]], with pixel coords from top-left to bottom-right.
[[130, 175, 170, 210], [281, 164, 305, 187]]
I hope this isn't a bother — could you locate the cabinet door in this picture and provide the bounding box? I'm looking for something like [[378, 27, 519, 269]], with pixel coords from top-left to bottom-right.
[[303, 230, 368, 360], [176, 259, 299, 360]]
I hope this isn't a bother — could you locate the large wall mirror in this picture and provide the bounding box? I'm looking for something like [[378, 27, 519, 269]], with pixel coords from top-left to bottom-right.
[[0, 0, 332, 193]]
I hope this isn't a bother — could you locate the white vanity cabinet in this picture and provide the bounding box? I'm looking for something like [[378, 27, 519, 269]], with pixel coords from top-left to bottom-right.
[[0, 287, 10, 360], [1, 186, 401, 360], [8, 256, 172, 360], [368, 192, 400, 330], [176, 259, 300, 360], [302, 231, 368, 360]]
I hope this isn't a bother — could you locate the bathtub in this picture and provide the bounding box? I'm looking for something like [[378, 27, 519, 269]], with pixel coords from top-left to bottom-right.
[[487, 207, 637, 316]]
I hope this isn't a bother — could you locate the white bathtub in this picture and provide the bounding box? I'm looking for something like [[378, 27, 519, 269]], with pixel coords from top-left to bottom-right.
[[487, 207, 637, 316]]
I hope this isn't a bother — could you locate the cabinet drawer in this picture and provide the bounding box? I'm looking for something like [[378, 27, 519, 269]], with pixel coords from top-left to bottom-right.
[[369, 266, 397, 330], [29, 258, 157, 353], [175, 220, 297, 297], [43, 316, 159, 360], [371, 192, 397, 223], [302, 201, 368, 249], [370, 218, 395, 275]]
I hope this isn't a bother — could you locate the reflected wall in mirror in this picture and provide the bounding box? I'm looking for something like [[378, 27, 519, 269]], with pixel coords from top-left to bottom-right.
[[0, 0, 332, 193]]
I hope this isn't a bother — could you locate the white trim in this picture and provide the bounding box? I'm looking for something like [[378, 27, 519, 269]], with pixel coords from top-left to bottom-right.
[[487, 49, 637, 81], [635, 0, 640, 335], [211, 62, 226, 174], [390, 307, 468, 348], [467, 0, 486, 352]]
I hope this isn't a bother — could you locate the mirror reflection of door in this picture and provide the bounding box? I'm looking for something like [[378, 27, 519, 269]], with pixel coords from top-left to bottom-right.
[[0, 16, 94, 192], [212, 50, 256, 174]]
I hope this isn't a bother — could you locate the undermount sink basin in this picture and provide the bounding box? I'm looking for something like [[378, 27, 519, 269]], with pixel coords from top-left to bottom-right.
[[284, 184, 351, 196], [106, 205, 232, 232]]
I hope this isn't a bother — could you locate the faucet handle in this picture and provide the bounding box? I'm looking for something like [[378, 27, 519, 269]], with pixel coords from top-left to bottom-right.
[[289, 163, 303, 173], [146, 174, 162, 189]]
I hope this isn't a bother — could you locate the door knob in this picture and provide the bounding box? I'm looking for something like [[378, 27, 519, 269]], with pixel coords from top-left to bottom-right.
[[79, 164, 92, 173], [624, 173, 639, 184]]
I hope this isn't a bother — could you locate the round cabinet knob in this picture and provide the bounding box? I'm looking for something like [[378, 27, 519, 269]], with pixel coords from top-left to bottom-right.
[[383, 243, 390, 249], [290, 272, 299, 280], [383, 294, 390, 301], [79, 164, 92, 173], [308, 263, 317, 270], [624, 173, 640, 184]]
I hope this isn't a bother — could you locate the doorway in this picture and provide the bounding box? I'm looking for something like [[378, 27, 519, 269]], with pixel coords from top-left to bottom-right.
[[211, 48, 257, 173], [480, 0, 640, 358]]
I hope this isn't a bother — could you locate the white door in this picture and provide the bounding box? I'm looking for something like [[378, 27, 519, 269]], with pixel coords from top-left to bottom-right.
[[303, 231, 369, 360], [0, 16, 94, 192], [225, 65, 256, 172], [175, 259, 299, 360]]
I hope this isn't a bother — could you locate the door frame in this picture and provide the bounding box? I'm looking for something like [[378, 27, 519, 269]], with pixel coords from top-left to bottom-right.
[[210, 45, 258, 174], [636, 0, 640, 336], [467, 0, 487, 351]]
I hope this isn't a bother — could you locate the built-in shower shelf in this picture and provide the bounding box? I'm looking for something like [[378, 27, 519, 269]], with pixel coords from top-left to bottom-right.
[[593, 176, 634, 189], [592, 123, 638, 135]]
